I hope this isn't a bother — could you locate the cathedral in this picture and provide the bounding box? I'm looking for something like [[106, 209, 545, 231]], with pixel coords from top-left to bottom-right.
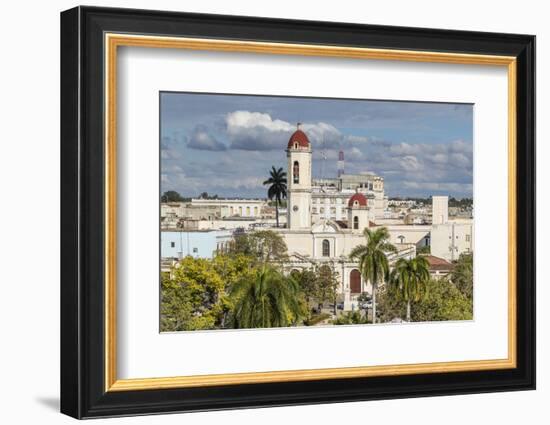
[[275, 125, 414, 310]]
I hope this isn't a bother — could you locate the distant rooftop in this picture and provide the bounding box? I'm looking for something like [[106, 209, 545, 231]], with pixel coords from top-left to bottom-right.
[[421, 255, 454, 271]]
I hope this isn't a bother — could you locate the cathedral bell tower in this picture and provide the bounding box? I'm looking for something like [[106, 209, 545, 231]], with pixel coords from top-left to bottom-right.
[[286, 123, 312, 230], [347, 192, 370, 233]]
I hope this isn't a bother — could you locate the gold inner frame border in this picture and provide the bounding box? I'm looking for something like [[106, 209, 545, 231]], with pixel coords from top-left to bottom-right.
[[104, 33, 517, 392]]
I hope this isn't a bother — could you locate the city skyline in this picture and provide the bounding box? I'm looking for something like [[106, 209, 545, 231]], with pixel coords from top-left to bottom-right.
[[161, 92, 473, 198]]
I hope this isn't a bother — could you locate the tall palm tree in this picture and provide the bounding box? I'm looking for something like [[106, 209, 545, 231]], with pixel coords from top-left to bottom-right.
[[350, 227, 397, 324], [389, 256, 430, 321], [230, 266, 304, 328], [263, 166, 287, 228]]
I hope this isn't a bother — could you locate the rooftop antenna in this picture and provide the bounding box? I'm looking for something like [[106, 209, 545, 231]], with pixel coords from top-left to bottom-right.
[[320, 132, 327, 183], [338, 149, 345, 177]]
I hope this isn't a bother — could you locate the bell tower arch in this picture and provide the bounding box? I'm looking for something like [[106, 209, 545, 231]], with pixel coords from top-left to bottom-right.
[[286, 123, 312, 230]]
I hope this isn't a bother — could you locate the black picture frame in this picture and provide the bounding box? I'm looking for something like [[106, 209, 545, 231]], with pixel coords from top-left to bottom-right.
[[61, 5, 536, 419]]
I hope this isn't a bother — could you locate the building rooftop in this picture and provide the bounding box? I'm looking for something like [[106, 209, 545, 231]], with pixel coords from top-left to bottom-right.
[[422, 255, 454, 271], [348, 193, 368, 207], [287, 126, 310, 149]]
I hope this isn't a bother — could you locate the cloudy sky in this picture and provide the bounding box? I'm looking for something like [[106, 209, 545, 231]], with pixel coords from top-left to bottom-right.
[[160, 92, 473, 199]]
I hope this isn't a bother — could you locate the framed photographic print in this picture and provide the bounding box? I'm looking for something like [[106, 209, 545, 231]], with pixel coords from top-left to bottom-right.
[[60, 6, 535, 419]]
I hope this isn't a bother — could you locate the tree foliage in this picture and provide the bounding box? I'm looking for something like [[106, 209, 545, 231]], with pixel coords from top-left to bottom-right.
[[411, 279, 473, 321], [417, 245, 431, 255], [161, 256, 225, 331], [263, 166, 287, 228], [377, 278, 473, 323], [290, 266, 339, 315], [389, 256, 430, 321], [230, 266, 306, 328], [448, 252, 473, 300], [229, 230, 289, 263], [349, 227, 396, 323], [290, 268, 318, 305], [332, 311, 367, 325], [376, 288, 407, 323], [316, 265, 340, 309], [160, 254, 255, 332], [161, 190, 185, 202]]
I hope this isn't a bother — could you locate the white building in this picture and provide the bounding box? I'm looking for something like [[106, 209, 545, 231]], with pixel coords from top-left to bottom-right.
[[190, 198, 267, 218], [268, 125, 474, 310], [432, 195, 449, 225], [431, 220, 474, 262], [272, 125, 415, 310], [162, 124, 474, 312], [311, 174, 386, 219]]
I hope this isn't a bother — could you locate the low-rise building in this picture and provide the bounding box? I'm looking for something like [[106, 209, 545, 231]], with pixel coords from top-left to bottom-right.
[[190, 198, 267, 218], [421, 254, 454, 279], [161, 229, 233, 260], [431, 220, 474, 262]]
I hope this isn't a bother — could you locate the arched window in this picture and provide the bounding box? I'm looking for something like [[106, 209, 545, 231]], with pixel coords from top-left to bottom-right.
[[353, 216, 359, 229], [246, 206, 251, 216], [322, 239, 330, 257], [350, 269, 361, 293], [293, 161, 300, 184]]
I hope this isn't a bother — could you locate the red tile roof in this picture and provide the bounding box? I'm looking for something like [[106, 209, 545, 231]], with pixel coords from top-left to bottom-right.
[[422, 255, 454, 271], [287, 129, 310, 149], [348, 193, 368, 207]]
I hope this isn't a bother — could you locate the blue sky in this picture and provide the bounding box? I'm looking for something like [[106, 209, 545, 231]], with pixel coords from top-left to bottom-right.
[[160, 92, 473, 198]]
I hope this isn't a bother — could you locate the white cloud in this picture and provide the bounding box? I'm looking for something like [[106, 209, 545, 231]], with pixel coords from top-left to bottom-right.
[[226, 111, 293, 132], [226, 111, 343, 151], [187, 125, 226, 151]]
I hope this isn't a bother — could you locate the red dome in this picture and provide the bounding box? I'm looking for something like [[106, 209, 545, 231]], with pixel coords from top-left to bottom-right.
[[287, 129, 310, 149], [348, 193, 368, 207]]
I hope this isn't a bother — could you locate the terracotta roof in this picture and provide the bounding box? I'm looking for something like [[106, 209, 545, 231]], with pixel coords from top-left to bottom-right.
[[348, 193, 368, 207], [422, 255, 454, 271], [287, 129, 310, 149]]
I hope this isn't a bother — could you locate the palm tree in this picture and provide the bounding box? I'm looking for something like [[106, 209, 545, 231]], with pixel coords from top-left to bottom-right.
[[263, 166, 287, 228], [230, 266, 304, 328], [389, 256, 430, 321], [350, 227, 397, 324]]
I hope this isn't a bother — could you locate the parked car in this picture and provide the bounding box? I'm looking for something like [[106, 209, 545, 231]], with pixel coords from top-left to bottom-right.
[[359, 301, 373, 310]]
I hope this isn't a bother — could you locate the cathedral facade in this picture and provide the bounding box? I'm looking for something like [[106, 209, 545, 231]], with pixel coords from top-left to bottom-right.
[[275, 125, 414, 310]]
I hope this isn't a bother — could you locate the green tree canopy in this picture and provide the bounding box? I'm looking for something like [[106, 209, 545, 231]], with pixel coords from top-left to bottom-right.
[[377, 278, 473, 323], [332, 311, 367, 325], [263, 166, 287, 228], [161, 254, 256, 332], [290, 268, 318, 306], [350, 227, 397, 323], [411, 278, 473, 321], [230, 266, 306, 328], [448, 252, 473, 300], [161, 190, 184, 202], [229, 230, 288, 263], [316, 265, 340, 313], [389, 256, 430, 321]]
